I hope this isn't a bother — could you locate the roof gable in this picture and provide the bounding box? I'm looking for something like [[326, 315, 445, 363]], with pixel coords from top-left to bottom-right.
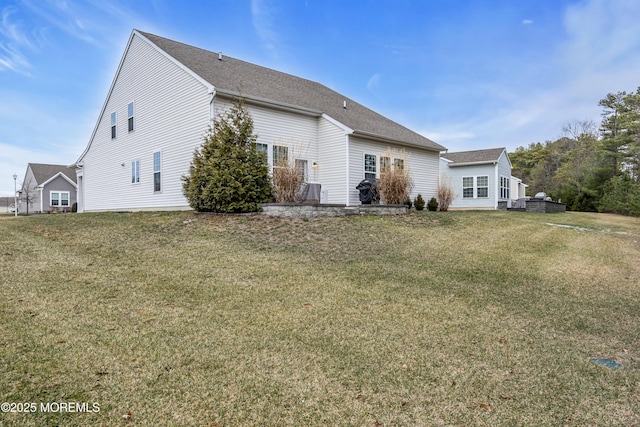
[[137, 30, 445, 152], [28, 163, 77, 185], [441, 148, 507, 165]]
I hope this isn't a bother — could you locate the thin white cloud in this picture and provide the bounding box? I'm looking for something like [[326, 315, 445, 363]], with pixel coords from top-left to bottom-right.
[[419, 130, 475, 146], [440, 0, 640, 152], [366, 72, 383, 95], [251, 0, 279, 54], [561, 0, 640, 76], [0, 6, 35, 73], [522, 19, 533, 25]]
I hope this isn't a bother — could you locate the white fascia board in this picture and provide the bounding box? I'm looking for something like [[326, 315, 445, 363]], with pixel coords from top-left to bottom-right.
[[499, 149, 513, 168], [136, 30, 215, 93], [351, 130, 442, 152], [321, 113, 353, 134], [215, 89, 323, 117], [40, 172, 78, 189], [76, 29, 215, 163], [447, 160, 497, 167]]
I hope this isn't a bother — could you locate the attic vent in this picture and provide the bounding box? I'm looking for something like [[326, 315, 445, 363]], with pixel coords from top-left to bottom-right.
[[218, 52, 223, 60], [343, 100, 347, 109]]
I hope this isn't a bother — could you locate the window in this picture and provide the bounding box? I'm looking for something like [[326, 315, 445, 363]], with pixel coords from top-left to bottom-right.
[[255, 143, 268, 158], [153, 151, 161, 192], [111, 112, 117, 139], [364, 154, 376, 179], [500, 176, 510, 199], [273, 145, 288, 168], [477, 176, 489, 198], [394, 158, 405, 170], [462, 177, 474, 198], [131, 160, 140, 184], [295, 159, 308, 181], [50, 191, 70, 207], [128, 102, 134, 132], [380, 156, 390, 175]]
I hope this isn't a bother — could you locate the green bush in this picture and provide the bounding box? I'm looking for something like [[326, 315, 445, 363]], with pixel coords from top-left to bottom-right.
[[182, 99, 273, 213], [414, 194, 425, 211], [427, 197, 439, 212], [599, 174, 640, 217], [405, 197, 412, 209]]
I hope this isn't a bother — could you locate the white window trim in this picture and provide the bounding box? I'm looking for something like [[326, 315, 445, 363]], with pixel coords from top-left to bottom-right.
[[131, 159, 140, 184], [294, 158, 308, 182], [363, 153, 377, 179], [462, 176, 489, 198], [273, 145, 289, 169], [500, 175, 511, 200], [111, 111, 117, 139], [477, 175, 489, 198], [462, 176, 474, 198], [365, 153, 405, 179], [50, 191, 70, 207], [127, 101, 135, 132], [153, 151, 162, 193]]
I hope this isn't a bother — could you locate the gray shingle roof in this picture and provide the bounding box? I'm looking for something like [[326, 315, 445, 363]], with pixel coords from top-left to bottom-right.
[[440, 148, 506, 165], [138, 31, 445, 152], [28, 163, 77, 185]]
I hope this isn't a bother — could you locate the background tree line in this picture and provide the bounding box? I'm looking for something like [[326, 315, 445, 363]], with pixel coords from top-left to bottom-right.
[[510, 87, 640, 216]]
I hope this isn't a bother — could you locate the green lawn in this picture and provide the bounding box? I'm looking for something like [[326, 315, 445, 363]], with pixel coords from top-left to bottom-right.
[[0, 210, 639, 426]]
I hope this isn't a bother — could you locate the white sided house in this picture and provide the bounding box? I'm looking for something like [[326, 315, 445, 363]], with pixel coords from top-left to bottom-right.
[[440, 148, 525, 210], [74, 30, 446, 212]]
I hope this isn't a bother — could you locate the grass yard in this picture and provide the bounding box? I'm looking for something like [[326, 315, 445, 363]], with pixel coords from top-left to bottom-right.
[[0, 210, 639, 426]]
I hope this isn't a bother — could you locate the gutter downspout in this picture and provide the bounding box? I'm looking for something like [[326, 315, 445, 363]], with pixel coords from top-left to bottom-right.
[[39, 186, 43, 213], [208, 87, 216, 128], [345, 134, 350, 206], [494, 162, 499, 209]]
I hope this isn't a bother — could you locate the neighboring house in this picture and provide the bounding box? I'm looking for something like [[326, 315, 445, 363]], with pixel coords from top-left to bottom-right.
[[440, 148, 526, 210], [19, 163, 78, 213], [74, 30, 446, 212], [510, 176, 528, 201], [0, 197, 14, 213]]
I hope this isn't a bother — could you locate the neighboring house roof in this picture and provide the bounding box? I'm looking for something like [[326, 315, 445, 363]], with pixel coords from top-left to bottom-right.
[[440, 148, 508, 166], [28, 163, 78, 185], [137, 30, 445, 152]]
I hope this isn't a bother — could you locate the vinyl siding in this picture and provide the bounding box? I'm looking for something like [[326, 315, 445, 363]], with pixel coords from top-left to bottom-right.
[[213, 99, 318, 169], [43, 176, 76, 212], [82, 33, 210, 211], [349, 136, 440, 206], [441, 160, 497, 209], [317, 117, 347, 204], [19, 167, 39, 213], [497, 152, 512, 202]]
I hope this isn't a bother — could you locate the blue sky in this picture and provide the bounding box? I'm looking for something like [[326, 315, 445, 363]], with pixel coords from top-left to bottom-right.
[[2, 0, 640, 196]]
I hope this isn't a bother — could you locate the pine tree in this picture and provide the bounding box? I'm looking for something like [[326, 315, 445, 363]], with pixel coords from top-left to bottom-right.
[[182, 99, 273, 212]]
